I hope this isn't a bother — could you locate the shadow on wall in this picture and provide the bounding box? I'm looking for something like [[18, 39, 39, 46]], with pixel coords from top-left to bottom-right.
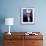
[[0, 16, 5, 46], [0, 16, 5, 32]]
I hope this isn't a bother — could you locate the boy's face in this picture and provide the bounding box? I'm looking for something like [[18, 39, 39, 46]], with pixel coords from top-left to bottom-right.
[[26, 13, 31, 17]]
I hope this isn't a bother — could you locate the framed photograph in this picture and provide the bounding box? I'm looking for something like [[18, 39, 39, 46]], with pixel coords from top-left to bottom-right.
[[21, 8, 34, 24]]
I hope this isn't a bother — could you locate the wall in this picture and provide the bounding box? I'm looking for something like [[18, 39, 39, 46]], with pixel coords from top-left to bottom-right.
[[0, 0, 46, 32]]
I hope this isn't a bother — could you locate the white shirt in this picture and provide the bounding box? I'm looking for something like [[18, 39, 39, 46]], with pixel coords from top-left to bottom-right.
[[28, 17, 30, 22]]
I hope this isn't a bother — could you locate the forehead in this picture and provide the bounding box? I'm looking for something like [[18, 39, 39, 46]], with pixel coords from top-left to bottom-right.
[[26, 9, 32, 13], [23, 9, 32, 15]]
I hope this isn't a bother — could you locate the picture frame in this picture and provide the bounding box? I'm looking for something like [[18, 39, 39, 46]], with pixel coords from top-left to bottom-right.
[[21, 8, 34, 24]]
